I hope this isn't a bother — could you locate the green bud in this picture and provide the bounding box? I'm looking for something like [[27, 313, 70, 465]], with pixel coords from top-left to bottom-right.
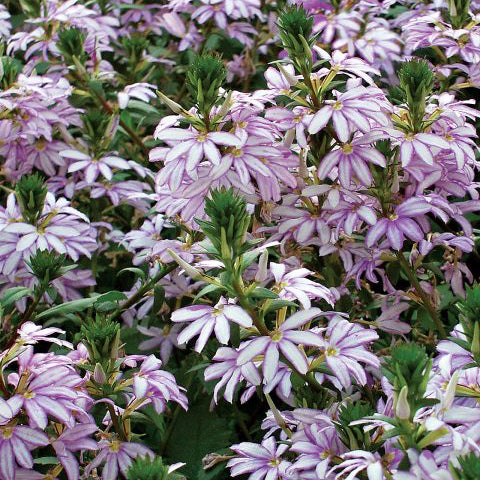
[[15, 173, 48, 225], [0, 57, 23, 90], [127, 456, 183, 480], [397, 60, 434, 132], [277, 6, 315, 72], [335, 401, 375, 451], [451, 452, 480, 480], [25, 250, 67, 285], [447, 0, 471, 29], [395, 385, 411, 420], [57, 28, 87, 64], [196, 188, 250, 262], [186, 54, 226, 119], [383, 343, 433, 415], [81, 316, 121, 363]]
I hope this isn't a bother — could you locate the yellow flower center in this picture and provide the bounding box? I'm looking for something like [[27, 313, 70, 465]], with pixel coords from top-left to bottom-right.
[[232, 148, 243, 157], [325, 346, 338, 357], [23, 390, 36, 399], [109, 440, 121, 452], [197, 133, 208, 142], [1, 427, 13, 439], [271, 330, 283, 342], [342, 143, 353, 154], [333, 101, 343, 111]]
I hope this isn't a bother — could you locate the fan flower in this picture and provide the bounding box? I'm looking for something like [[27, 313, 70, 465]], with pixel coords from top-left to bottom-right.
[[172, 298, 253, 352], [236, 308, 324, 382]]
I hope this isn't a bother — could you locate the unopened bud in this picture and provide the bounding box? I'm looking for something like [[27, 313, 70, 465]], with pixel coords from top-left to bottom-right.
[[93, 363, 106, 383], [395, 385, 411, 420], [255, 250, 269, 283]]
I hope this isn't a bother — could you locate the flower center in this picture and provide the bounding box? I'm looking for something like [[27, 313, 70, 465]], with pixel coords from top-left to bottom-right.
[[35, 140, 46, 151], [237, 121, 247, 128], [325, 346, 338, 357], [333, 101, 343, 111], [342, 143, 353, 154], [405, 133, 415, 141], [269, 458, 280, 467], [23, 390, 36, 399], [271, 330, 283, 342], [388, 213, 398, 221], [445, 134, 453, 141], [1, 427, 13, 439], [109, 440, 121, 452], [197, 133, 208, 142], [232, 148, 243, 157]]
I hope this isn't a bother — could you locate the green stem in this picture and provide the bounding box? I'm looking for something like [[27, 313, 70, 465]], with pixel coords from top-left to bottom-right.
[[395, 252, 446, 339], [109, 264, 176, 322], [107, 403, 128, 441]]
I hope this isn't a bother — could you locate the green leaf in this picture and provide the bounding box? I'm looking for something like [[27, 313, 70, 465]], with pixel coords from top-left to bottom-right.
[[249, 288, 278, 299], [94, 291, 127, 305], [1, 287, 33, 308], [153, 286, 165, 314], [118, 267, 146, 281], [165, 400, 234, 480], [35, 296, 100, 320], [193, 284, 225, 303], [263, 299, 298, 315]]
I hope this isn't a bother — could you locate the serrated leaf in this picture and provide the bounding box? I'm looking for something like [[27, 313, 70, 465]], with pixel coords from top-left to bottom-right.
[[165, 399, 234, 480]]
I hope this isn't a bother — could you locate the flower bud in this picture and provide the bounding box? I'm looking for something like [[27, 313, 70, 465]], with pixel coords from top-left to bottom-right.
[[186, 54, 226, 117], [25, 250, 68, 285], [15, 173, 48, 225], [395, 385, 411, 420], [81, 316, 121, 363], [57, 28, 87, 64], [255, 250, 269, 283], [93, 363, 107, 383]]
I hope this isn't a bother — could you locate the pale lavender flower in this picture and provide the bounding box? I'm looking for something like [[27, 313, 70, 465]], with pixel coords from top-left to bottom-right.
[[85, 440, 154, 480], [172, 298, 253, 352], [270, 262, 335, 309], [228, 437, 292, 480], [51, 424, 98, 480], [17, 322, 73, 348], [118, 83, 156, 109], [316, 132, 387, 187], [329, 451, 385, 480], [388, 130, 450, 167], [373, 301, 411, 335], [0, 425, 49, 480], [131, 354, 188, 413], [236, 308, 324, 382], [10, 366, 83, 429], [205, 346, 261, 403], [155, 128, 240, 170], [62, 150, 131, 184], [308, 86, 389, 141], [320, 319, 379, 389], [365, 198, 432, 250], [290, 423, 346, 479], [138, 324, 182, 363]]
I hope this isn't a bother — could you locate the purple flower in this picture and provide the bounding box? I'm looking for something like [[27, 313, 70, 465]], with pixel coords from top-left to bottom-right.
[[17, 322, 73, 349], [205, 346, 261, 403], [389, 130, 450, 167], [308, 86, 389, 141], [11, 366, 83, 429], [228, 437, 292, 480], [51, 424, 98, 480], [329, 451, 385, 480], [319, 319, 379, 389], [155, 128, 240, 170], [270, 262, 336, 309], [62, 150, 131, 184], [236, 308, 324, 382], [85, 440, 154, 480], [365, 198, 432, 250], [0, 425, 49, 480], [138, 324, 182, 364], [316, 132, 387, 187], [172, 298, 253, 352], [131, 354, 188, 413]]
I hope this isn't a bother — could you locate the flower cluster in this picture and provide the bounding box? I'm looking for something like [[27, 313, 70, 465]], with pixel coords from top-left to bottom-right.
[[0, 0, 479, 479]]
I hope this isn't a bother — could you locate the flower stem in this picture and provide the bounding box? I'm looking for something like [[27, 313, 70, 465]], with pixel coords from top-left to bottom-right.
[[109, 263, 176, 322], [395, 252, 446, 339]]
